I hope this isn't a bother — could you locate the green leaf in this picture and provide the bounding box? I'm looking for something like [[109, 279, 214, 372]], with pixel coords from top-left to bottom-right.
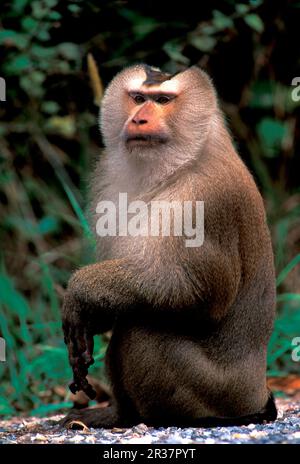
[[5, 55, 32, 73], [244, 14, 264, 33], [0, 30, 28, 49], [4, 215, 37, 236], [31, 45, 56, 59], [190, 36, 216, 52], [61, 182, 93, 241], [58, 42, 79, 60], [46, 115, 76, 137], [20, 72, 45, 97], [236, 4, 249, 14], [49, 11, 62, 21], [0, 29, 18, 41], [250, 81, 298, 112], [267, 338, 293, 365], [133, 19, 159, 39], [30, 401, 73, 416], [163, 42, 189, 65], [249, 81, 274, 109], [38, 216, 60, 235], [257, 118, 289, 158], [37, 29, 51, 41], [119, 9, 159, 39], [212, 10, 234, 30], [44, 0, 58, 6], [32, 1, 48, 19], [277, 293, 300, 303], [201, 25, 217, 35], [277, 254, 300, 287], [0, 274, 31, 320], [68, 4, 81, 13], [0, 397, 15, 415], [249, 0, 263, 5], [31, 71, 46, 84], [21, 17, 38, 31], [11, 0, 30, 13], [41, 101, 60, 114]]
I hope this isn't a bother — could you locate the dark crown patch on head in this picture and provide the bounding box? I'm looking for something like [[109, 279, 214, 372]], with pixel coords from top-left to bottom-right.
[[143, 65, 173, 86]]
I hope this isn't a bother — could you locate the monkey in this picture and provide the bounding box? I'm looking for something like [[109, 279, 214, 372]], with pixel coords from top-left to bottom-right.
[[60, 64, 278, 429]]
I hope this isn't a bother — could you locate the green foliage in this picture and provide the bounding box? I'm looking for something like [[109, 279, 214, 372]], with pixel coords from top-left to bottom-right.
[[243, 13, 264, 32], [257, 118, 289, 158], [0, 0, 299, 416]]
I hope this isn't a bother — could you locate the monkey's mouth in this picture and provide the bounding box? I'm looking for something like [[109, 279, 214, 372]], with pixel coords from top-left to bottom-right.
[[125, 134, 168, 146]]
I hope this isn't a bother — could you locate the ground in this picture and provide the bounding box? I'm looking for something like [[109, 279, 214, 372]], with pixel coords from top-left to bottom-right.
[[0, 398, 300, 444]]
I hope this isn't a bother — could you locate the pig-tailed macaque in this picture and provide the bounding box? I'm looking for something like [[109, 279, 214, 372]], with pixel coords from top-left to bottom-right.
[[60, 64, 277, 428]]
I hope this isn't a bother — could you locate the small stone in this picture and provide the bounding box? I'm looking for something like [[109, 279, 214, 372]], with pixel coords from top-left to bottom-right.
[[232, 433, 249, 439], [68, 434, 85, 443], [123, 436, 152, 444], [51, 436, 66, 444], [247, 423, 256, 430], [32, 434, 48, 441], [84, 436, 97, 443], [132, 423, 148, 434], [205, 438, 215, 444], [249, 431, 267, 438]]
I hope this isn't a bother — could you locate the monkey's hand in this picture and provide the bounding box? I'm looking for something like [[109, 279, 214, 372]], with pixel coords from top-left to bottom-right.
[[62, 292, 97, 400]]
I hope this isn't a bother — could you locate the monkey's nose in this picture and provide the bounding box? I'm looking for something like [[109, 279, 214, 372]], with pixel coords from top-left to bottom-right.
[[132, 116, 148, 125]]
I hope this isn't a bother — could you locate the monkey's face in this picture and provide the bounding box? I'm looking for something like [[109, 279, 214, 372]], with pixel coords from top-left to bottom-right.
[[100, 65, 217, 160], [122, 91, 174, 149]]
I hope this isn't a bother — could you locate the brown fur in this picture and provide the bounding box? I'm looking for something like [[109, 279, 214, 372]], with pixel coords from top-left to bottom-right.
[[60, 65, 277, 428]]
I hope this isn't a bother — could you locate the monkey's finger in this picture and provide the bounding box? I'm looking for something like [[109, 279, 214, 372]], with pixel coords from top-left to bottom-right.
[[71, 369, 87, 394], [82, 330, 94, 366], [72, 335, 94, 369], [84, 384, 97, 400], [72, 366, 96, 399], [77, 375, 96, 399], [67, 325, 88, 364], [82, 350, 94, 366], [69, 325, 94, 367], [69, 381, 79, 394], [62, 320, 71, 346]]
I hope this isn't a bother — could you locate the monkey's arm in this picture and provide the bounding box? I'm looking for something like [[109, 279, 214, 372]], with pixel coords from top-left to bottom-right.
[[62, 239, 241, 397], [62, 258, 140, 397]]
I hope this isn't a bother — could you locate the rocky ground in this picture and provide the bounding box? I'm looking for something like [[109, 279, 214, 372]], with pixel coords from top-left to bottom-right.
[[0, 398, 300, 444]]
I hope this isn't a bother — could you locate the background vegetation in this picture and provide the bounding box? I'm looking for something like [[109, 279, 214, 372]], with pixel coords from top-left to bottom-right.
[[0, 0, 299, 416]]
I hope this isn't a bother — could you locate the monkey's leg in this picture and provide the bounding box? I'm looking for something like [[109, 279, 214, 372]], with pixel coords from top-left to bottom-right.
[[161, 392, 277, 428], [195, 392, 277, 427], [108, 322, 275, 428]]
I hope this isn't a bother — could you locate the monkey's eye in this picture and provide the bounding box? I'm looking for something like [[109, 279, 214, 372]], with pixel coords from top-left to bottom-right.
[[156, 95, 171, 105], [133, 94, 146, 104]]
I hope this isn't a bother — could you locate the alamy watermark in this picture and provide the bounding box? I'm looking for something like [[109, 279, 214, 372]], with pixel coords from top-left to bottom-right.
[[95, 193, 204, 247], [0, 337, 5, 362], [291, 337, 300, 362], [291, 77, 300, 102], [0, 77, 6, 102]]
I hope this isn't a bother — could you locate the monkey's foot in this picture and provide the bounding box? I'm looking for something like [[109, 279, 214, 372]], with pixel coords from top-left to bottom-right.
[[59, 405, 121, 429]]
